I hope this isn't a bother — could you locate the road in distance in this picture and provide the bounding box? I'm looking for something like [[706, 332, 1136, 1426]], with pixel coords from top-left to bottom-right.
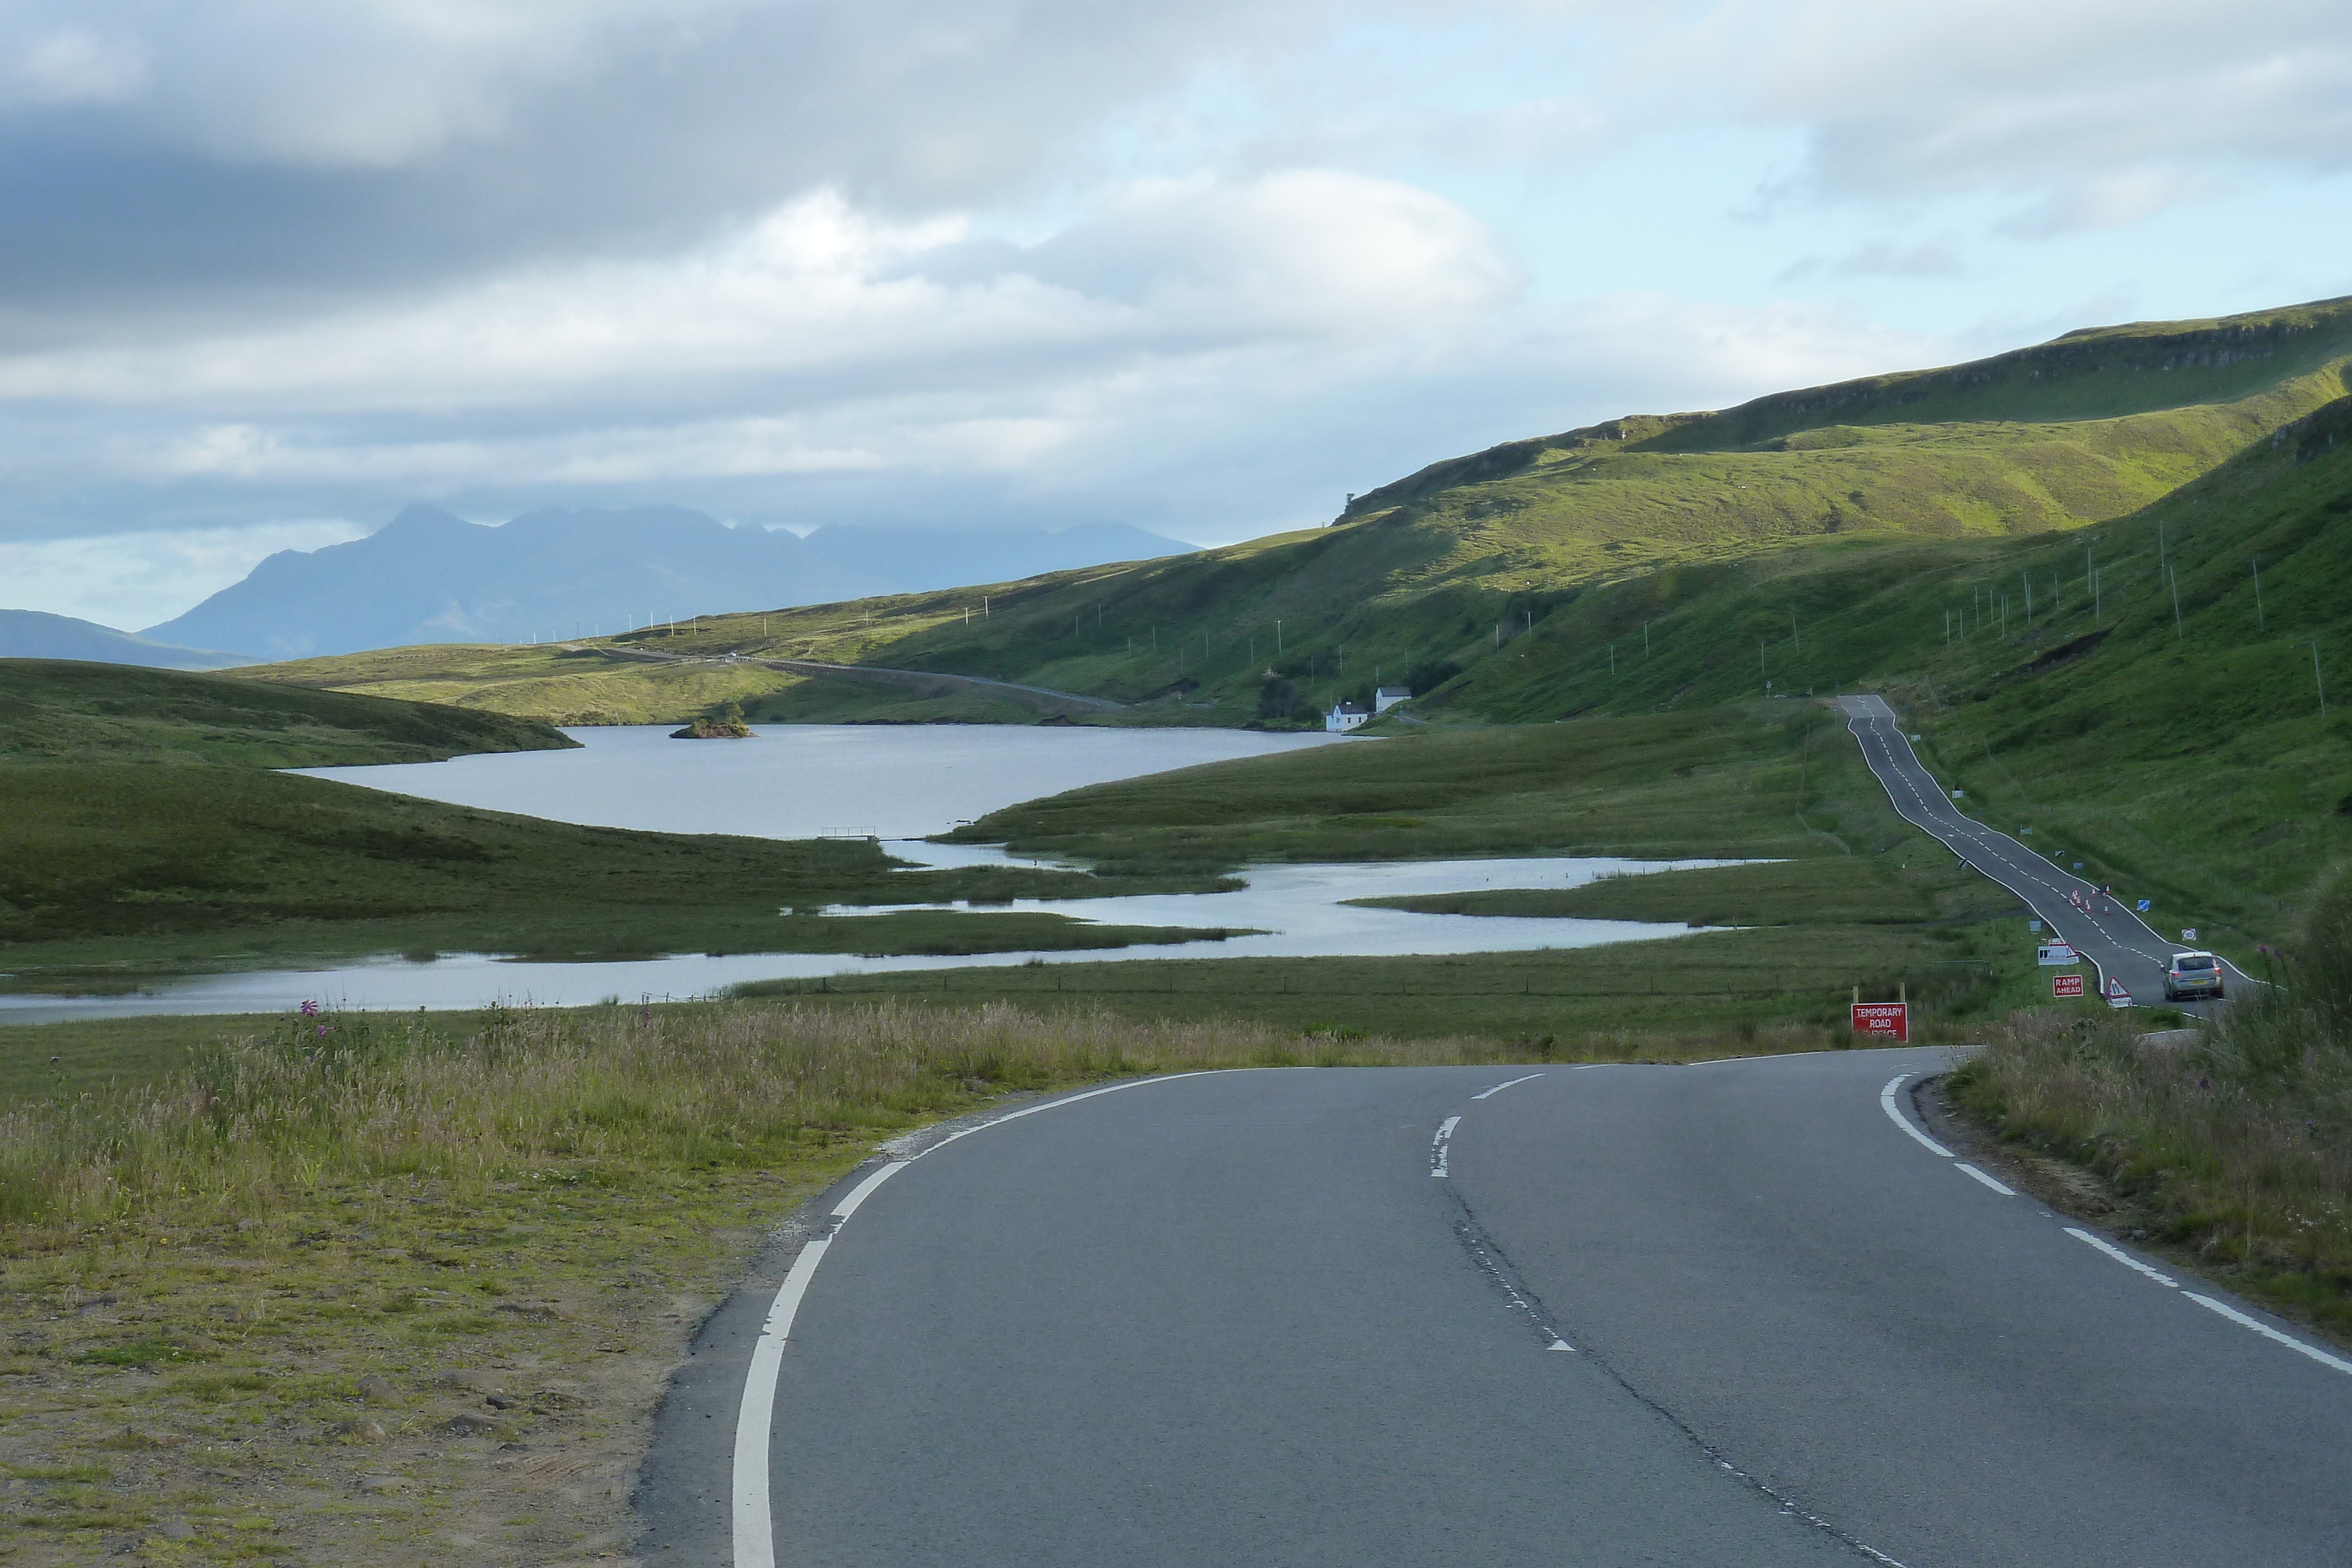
[[1836, 693, 2241, 1011]]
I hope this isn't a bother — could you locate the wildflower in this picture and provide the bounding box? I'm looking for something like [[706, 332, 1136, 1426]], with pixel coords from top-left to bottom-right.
[[299, 1000, 320, 1018]]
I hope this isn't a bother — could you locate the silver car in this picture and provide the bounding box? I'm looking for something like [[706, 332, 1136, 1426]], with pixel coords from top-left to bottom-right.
[[2162, 950, 2225, 1002]]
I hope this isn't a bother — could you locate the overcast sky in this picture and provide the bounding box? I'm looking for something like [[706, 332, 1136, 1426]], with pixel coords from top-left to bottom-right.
[[2, 0, 2348, 630]]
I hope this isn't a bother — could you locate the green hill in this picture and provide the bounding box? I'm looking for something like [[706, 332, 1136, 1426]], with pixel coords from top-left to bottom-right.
[[238, 296, 2352, 737], [0, 658, 576, 767]]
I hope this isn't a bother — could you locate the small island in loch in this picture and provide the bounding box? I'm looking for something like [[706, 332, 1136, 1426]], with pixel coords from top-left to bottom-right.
[[670, 700, 755, 740]]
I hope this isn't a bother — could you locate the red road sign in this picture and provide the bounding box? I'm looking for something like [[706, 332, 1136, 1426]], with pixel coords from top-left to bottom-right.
[[1851, 1002, 1910, 1042], [2052, 973, 2086, 998]]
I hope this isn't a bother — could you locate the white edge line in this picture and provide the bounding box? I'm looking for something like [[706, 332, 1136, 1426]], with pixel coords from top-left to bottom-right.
[[912, 1069, 1230, 1161], [2063, 1226, 2179, 1288], [1954, 1162, 2016, 1196], [2183, 1293, 2352, 1377], [1878, 1074, 1955, 1158], [732, 1071, 1221, 1568], [1472, 1072, 1546, 1099], [731, 1235, 829, 1568]]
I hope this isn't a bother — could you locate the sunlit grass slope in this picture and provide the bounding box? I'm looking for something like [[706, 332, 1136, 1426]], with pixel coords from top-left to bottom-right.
[[238, 297, 2352, 729]]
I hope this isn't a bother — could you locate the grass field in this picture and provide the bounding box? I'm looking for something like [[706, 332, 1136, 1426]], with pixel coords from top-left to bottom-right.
[[1, 657, 572, 766], [944, 703, 1874, 875]]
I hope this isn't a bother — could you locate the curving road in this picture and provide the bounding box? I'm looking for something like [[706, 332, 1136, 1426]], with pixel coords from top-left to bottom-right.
[[641, 1056, 2352, 1566], [1837, 694, 2243, 1010]]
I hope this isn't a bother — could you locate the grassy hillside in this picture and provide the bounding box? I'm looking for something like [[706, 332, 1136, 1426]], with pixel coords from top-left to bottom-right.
[[0, 657, 574, 765], [238, 297, 2352, 733], [1395, 392, 2352, 951]]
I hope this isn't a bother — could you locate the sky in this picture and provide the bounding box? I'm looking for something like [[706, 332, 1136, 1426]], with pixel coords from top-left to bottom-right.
[[2, 0, 2348, 631]]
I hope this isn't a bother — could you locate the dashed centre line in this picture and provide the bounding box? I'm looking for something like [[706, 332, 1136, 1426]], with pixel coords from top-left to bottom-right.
[[1430, 1115, 1462, 1178]]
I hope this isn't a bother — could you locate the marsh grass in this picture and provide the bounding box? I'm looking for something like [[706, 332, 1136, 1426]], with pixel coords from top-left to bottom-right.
[[1952, 871, 2352, 1330], [4, 998, 1476, 1230]]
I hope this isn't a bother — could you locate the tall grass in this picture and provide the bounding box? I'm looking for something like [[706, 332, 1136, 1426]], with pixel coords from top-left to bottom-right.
[[1952, 871, 2352, 1325], [0, 1000, 1539, 1232]]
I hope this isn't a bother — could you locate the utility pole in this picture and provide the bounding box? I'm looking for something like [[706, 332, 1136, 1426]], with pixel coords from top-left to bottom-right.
[[1791, 610, 1799, 651], [2168, 565, 2184, 641], [2253, 557, 2265, 633], [1277, 620, 1283, 654], [2316, 641, 2330, 720], [1608, 643, 1616, 677], [1643, 620, 1651, 655], [2022, 572, 2032, 629]]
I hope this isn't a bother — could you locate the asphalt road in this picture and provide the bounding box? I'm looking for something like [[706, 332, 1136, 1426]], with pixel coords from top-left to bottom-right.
[[647, 1057, 2352, 1566], [1836, 693, 2241, 1011]]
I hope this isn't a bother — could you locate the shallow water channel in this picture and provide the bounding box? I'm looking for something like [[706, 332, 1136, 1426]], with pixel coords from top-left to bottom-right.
[[5, 725, 1727, 1020]]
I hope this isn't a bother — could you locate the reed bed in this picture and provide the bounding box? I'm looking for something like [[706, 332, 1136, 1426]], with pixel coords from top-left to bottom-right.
[[1952, 872, 2352, 1328]]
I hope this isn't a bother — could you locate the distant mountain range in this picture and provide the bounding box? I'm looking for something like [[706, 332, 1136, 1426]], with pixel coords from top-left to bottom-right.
[[139, 506, 1196, 660], [0, 608, 256, 670]]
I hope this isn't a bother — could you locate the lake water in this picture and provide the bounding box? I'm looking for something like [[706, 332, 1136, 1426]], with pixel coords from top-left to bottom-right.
[[3, 725, 1728, 1021]]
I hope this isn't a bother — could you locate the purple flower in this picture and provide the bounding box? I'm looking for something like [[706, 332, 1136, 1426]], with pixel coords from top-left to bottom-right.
[[299, 1000, 320, 1018], [316, 1024, 330, 1038]]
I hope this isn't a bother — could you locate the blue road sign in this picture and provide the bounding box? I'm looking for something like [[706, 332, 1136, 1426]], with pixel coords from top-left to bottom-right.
[[2136, 898, 2151, 912]]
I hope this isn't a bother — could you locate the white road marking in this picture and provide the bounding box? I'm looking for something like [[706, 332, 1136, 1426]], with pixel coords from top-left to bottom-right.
[[1879, 1075, 1955, 1158], [2063, 1227, 2178, 1287], [1955, 1162, 2016, 1196], [2184, 1294, 2352, 1377], [1472, 1072, 1546, 1099], [1547, 1339, 1575, 1352], [1431, 1115, 1462, 1177], [731, 1072, 1224, 1568]]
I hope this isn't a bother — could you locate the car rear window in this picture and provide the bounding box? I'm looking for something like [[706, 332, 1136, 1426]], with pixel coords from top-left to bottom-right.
[[2176, 956, 2215, 971]]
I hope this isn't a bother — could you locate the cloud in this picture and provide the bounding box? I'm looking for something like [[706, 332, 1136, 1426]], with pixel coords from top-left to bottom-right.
[[1647, 0, 2352, 226], [5, 26, 146, 105], [0, 0, 1347, 334], [0, 517, 367, 631], [0, 170, 1515, 416], [1776, 238, 1967, 283]]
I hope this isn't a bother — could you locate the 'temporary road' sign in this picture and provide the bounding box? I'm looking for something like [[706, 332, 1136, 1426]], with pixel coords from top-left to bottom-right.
[[1851, 1002, 1910, 1042]]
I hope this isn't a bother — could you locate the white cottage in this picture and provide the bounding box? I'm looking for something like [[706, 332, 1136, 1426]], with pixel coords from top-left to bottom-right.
[[1324, 701, 1372, 733], [1374, 686, 1412, 713]]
